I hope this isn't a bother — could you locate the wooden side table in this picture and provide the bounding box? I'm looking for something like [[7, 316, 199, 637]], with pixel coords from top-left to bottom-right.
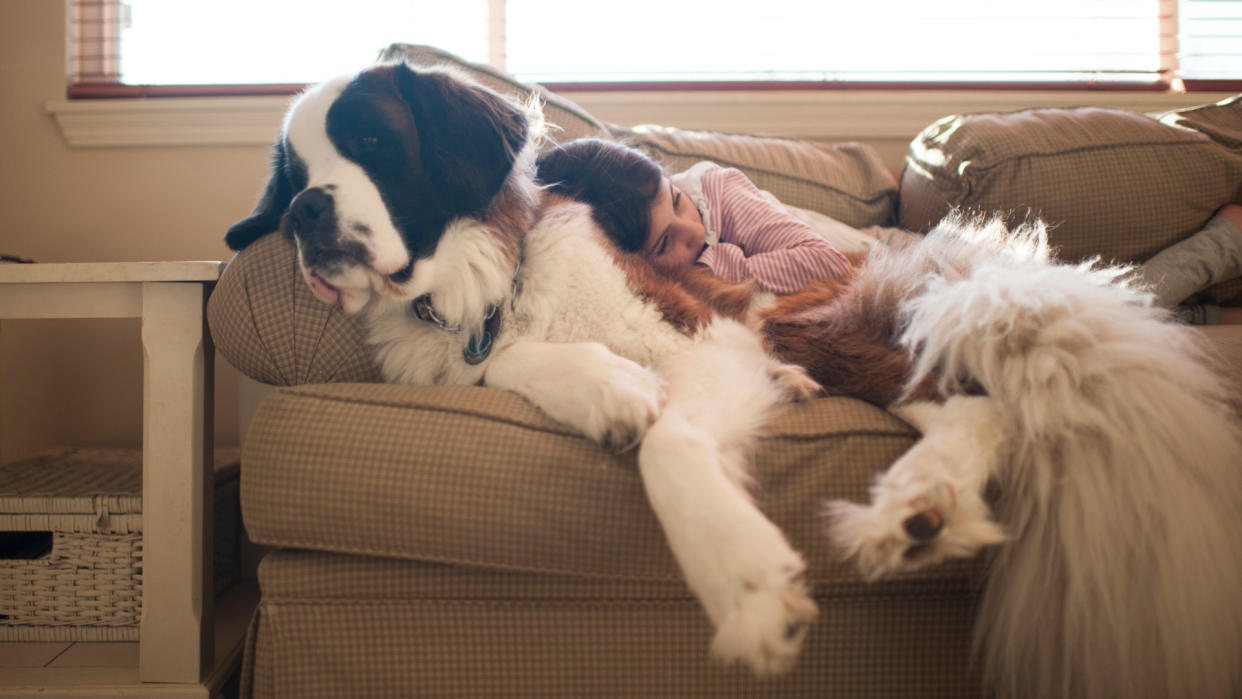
[[0, 262, 253, 697]]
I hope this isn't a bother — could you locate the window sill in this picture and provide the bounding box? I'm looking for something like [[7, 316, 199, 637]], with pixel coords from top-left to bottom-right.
[[46, 90, 1233, 148], [46, 95, 294, 147]]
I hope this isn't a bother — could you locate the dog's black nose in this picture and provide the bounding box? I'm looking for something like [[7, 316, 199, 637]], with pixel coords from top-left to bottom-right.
[[288, 187, 334, 238]]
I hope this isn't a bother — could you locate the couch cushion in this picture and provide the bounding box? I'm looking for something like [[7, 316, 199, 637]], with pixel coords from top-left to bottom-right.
[[898, 100, 1242, 283], [378, 43, 612, 144], [241, 382, 984, 586], [627, 124, 898, 228], [1159, 93, 1242, 150]]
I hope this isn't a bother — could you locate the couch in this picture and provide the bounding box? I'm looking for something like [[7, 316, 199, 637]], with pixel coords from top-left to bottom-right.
[[208, 44, 1242, 697]]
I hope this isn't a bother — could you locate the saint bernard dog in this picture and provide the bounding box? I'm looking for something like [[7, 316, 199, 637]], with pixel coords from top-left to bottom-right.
[[226, 61, 1242, 698]]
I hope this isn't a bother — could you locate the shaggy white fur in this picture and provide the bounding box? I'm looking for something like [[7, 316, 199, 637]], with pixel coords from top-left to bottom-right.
[[832, 216, 1242, 699]]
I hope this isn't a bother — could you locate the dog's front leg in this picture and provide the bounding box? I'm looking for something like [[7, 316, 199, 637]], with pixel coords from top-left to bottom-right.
[[484, 340, 664, 449], [640, 412, 817, 676], [638, 323, 818, 676]]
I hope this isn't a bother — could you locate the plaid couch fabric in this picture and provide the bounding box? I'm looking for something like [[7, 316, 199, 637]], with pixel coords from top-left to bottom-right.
[[244, 550, 981, 698]]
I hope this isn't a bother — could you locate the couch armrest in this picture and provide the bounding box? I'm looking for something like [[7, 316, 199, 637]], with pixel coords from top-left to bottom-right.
[[207, 232, 382, 385]]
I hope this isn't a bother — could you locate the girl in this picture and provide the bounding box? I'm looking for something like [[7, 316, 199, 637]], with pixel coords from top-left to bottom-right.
[[536, 138, 855, 295]]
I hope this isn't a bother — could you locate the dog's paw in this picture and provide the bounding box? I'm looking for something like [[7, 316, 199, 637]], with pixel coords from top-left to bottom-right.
[[826, 479, 1005, 579], [768, 360, 823, 402], [579, 345, 665, 450], [710, 558, 818, 676], [489, 341, 664, 449]]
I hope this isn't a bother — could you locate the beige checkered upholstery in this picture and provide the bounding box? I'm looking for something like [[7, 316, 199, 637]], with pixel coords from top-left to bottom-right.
[[242, 550, 981, 698]]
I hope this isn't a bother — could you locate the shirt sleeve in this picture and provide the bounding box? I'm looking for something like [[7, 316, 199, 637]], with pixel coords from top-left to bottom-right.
[[694, 167, 853, 295]]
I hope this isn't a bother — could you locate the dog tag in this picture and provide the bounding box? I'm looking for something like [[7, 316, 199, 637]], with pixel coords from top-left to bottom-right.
[[463, 304, 503, 365], [463, 330, 493, 365]]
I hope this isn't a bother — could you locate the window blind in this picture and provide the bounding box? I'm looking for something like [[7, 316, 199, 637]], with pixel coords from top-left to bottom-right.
[[67, 0, 1239, 95], [508, 0, 1171, 85], [1181, 0, 1242, 80]]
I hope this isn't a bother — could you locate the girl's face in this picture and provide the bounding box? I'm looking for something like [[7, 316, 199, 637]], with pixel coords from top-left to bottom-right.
[[643, 176, 706, 270]]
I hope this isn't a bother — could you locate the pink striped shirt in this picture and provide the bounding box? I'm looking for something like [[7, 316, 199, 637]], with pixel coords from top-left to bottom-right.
[[693, 165, 853, 294]]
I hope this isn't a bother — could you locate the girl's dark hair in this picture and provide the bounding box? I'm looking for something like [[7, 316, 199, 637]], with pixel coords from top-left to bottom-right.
[[535, 138, 663, 253]]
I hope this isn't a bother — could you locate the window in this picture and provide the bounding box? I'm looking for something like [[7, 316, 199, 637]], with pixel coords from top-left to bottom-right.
[[1181, 0, 1242, 83], [116, 1, 487, 85], [69, 0, 1242, 96]]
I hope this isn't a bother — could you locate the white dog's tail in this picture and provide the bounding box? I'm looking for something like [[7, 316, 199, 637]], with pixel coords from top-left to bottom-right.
[[901, 217, 1242, 698]]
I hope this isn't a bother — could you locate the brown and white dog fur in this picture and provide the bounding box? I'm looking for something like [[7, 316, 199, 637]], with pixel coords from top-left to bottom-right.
[[227, 61, 1242, 697]]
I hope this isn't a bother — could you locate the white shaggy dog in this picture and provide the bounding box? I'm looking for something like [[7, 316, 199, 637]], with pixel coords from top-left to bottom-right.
[[225, 61, 1242, 697]]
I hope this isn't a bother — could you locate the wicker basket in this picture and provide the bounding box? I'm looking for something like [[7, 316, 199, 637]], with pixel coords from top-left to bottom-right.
[[0, 447, 240, 641]]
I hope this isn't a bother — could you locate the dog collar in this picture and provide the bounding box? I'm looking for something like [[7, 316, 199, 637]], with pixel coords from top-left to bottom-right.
[[411, 294, 504, 365]]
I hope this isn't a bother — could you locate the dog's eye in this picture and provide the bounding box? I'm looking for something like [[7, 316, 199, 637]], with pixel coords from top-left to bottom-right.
[[352, 135, 380, 155]]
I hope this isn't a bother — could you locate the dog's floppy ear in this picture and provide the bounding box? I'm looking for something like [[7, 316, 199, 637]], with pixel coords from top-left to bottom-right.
[[225, 141, 295, 251], [394, 63, 529, 215]]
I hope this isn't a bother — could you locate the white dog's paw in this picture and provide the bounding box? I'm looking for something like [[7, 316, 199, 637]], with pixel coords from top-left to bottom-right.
[[826, 478, 1005, 580], [709, 557, 818, 676], [768, 360, 823, 402], [487, 341, 664, 450], [576, 344, 666, 450]]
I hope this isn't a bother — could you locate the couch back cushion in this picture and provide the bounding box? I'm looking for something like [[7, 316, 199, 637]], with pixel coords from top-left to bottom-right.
[[899, 98, 1242, 277], [624, 125, 898, 228]]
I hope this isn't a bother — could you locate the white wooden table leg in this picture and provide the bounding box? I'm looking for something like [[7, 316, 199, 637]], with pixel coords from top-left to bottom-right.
[[139, 282, 214, 684]]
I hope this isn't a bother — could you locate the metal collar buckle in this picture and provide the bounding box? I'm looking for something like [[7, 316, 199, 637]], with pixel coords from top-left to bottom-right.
[[411, 294, 501, 365]]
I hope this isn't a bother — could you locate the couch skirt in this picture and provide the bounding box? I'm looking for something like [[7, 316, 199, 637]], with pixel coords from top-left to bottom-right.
[[241, 549, 982, 698]]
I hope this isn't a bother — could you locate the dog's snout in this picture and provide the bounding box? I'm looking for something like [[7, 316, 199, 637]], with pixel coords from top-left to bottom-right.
[[288, 187, 334, 238]]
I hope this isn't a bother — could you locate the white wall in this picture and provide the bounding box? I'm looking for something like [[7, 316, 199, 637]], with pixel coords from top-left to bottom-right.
[[1, 1, 255, 462]]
